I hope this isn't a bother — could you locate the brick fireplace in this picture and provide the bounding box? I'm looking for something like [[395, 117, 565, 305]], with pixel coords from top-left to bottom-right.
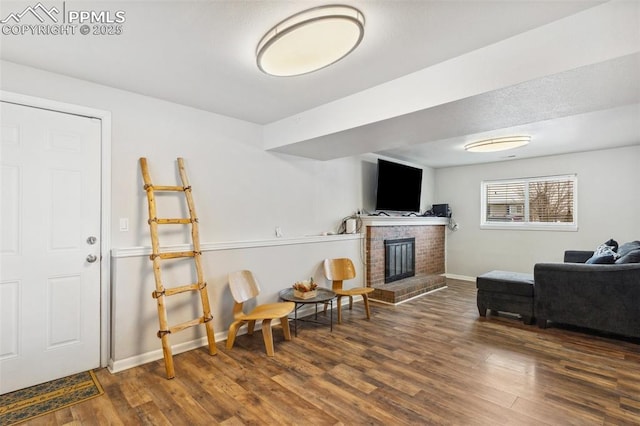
[[363, 217, 446, 304]]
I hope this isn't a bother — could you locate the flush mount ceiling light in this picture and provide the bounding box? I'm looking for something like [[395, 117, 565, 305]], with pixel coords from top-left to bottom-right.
[[464, 136, 531, 153], [256, 5, 365, 77]]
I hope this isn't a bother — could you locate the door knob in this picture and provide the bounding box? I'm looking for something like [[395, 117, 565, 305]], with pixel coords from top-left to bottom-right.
[[86, 254, 98, 263]]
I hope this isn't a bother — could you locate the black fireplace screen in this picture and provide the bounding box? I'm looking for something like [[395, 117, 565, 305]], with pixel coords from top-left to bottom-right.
[[384, 237, 415, 283]]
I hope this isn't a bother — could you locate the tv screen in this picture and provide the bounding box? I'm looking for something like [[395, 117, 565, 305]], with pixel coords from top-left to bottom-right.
[[375, 159, 423, 212]]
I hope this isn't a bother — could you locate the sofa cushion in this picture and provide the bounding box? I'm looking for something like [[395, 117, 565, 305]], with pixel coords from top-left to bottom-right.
[[476, 270, 534, 296], [615, 248, 640, 264], [618, 241, 640, 258], [564, 250, 594, 263]]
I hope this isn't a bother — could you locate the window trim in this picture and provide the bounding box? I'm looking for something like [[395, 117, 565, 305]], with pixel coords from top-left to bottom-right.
[[480, 174, 578, 231]]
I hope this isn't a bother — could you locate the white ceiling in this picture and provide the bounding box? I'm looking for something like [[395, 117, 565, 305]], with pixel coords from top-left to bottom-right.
[[1, 0, 639, 168]]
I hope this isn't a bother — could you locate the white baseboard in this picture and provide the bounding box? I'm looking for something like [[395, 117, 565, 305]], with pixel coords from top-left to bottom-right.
[[108, 331, 228, 374], [445, 273, 476, 282]]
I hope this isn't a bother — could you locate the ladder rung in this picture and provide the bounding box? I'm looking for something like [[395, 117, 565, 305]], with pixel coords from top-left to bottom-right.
[[153, 251, 198, 260], [164, 283, 201, 297], [169, 316, 209, 334], [148, 185, 185, 192], [155, 218, 193, 225]]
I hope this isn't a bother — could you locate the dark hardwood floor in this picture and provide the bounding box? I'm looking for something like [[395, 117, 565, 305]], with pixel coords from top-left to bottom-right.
[[31, 279, 639, 425]]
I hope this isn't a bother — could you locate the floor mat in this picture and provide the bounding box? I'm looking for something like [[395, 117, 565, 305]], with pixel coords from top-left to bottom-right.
[[0, 370, 104, 425]]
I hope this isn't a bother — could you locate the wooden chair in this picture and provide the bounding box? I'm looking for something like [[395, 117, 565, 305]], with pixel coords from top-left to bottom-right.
[[323, 258, 374, 323], [226, 270, 295, 356]]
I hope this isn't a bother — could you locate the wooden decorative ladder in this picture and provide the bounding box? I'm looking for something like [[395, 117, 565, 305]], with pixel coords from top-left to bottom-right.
[[139, 157, 217, 379]]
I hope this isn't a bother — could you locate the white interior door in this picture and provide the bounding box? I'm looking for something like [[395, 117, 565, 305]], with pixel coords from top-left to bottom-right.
[[0, 101, 101, 394]]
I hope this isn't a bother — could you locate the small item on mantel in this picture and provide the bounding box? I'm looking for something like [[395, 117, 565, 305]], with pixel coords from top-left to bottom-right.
[[292, 277, 318, 299]]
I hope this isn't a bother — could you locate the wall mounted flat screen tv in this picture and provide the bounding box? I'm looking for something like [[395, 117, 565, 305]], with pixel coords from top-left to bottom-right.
[[375, 159, 423, 213]]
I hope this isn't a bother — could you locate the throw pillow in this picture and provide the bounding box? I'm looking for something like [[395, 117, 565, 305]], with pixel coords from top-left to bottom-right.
[[615, 248, 640, 264], [586, 254, 616, 264], [617, 241, 640, 258], [586, 245, 618, 264], [596, 243, 620, 258], [603, 238, 619, 252]]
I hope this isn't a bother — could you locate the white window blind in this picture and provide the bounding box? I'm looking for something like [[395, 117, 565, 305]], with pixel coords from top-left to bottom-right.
[[481, 175, 577, 230]]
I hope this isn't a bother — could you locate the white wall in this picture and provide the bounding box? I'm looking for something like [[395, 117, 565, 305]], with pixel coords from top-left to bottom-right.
[[0, 60, 370, 244], [0, 60, 372, 369], [436, 145, 640, 278], [111, 236, 364, 369]]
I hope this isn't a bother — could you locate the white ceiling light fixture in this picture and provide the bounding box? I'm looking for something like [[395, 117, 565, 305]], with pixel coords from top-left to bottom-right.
[[256, 5, 365, 77], [464, 136, 531, 153]]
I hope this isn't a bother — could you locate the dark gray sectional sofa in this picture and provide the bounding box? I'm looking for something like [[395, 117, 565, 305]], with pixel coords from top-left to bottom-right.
[[533, 241, 640, 339]]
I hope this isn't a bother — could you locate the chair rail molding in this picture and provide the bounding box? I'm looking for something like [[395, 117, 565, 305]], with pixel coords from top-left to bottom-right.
[[111, 233, 363, 258]]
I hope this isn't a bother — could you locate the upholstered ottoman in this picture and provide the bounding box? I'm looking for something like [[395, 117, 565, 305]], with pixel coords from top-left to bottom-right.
[[476, 270, 535, 324]]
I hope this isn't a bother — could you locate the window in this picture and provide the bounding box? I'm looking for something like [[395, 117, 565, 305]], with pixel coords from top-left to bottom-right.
[[481, 175, 577, 230]]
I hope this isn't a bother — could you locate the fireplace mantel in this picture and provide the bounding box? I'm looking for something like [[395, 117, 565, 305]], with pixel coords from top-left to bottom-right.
[[360, 216, 449, 227]]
